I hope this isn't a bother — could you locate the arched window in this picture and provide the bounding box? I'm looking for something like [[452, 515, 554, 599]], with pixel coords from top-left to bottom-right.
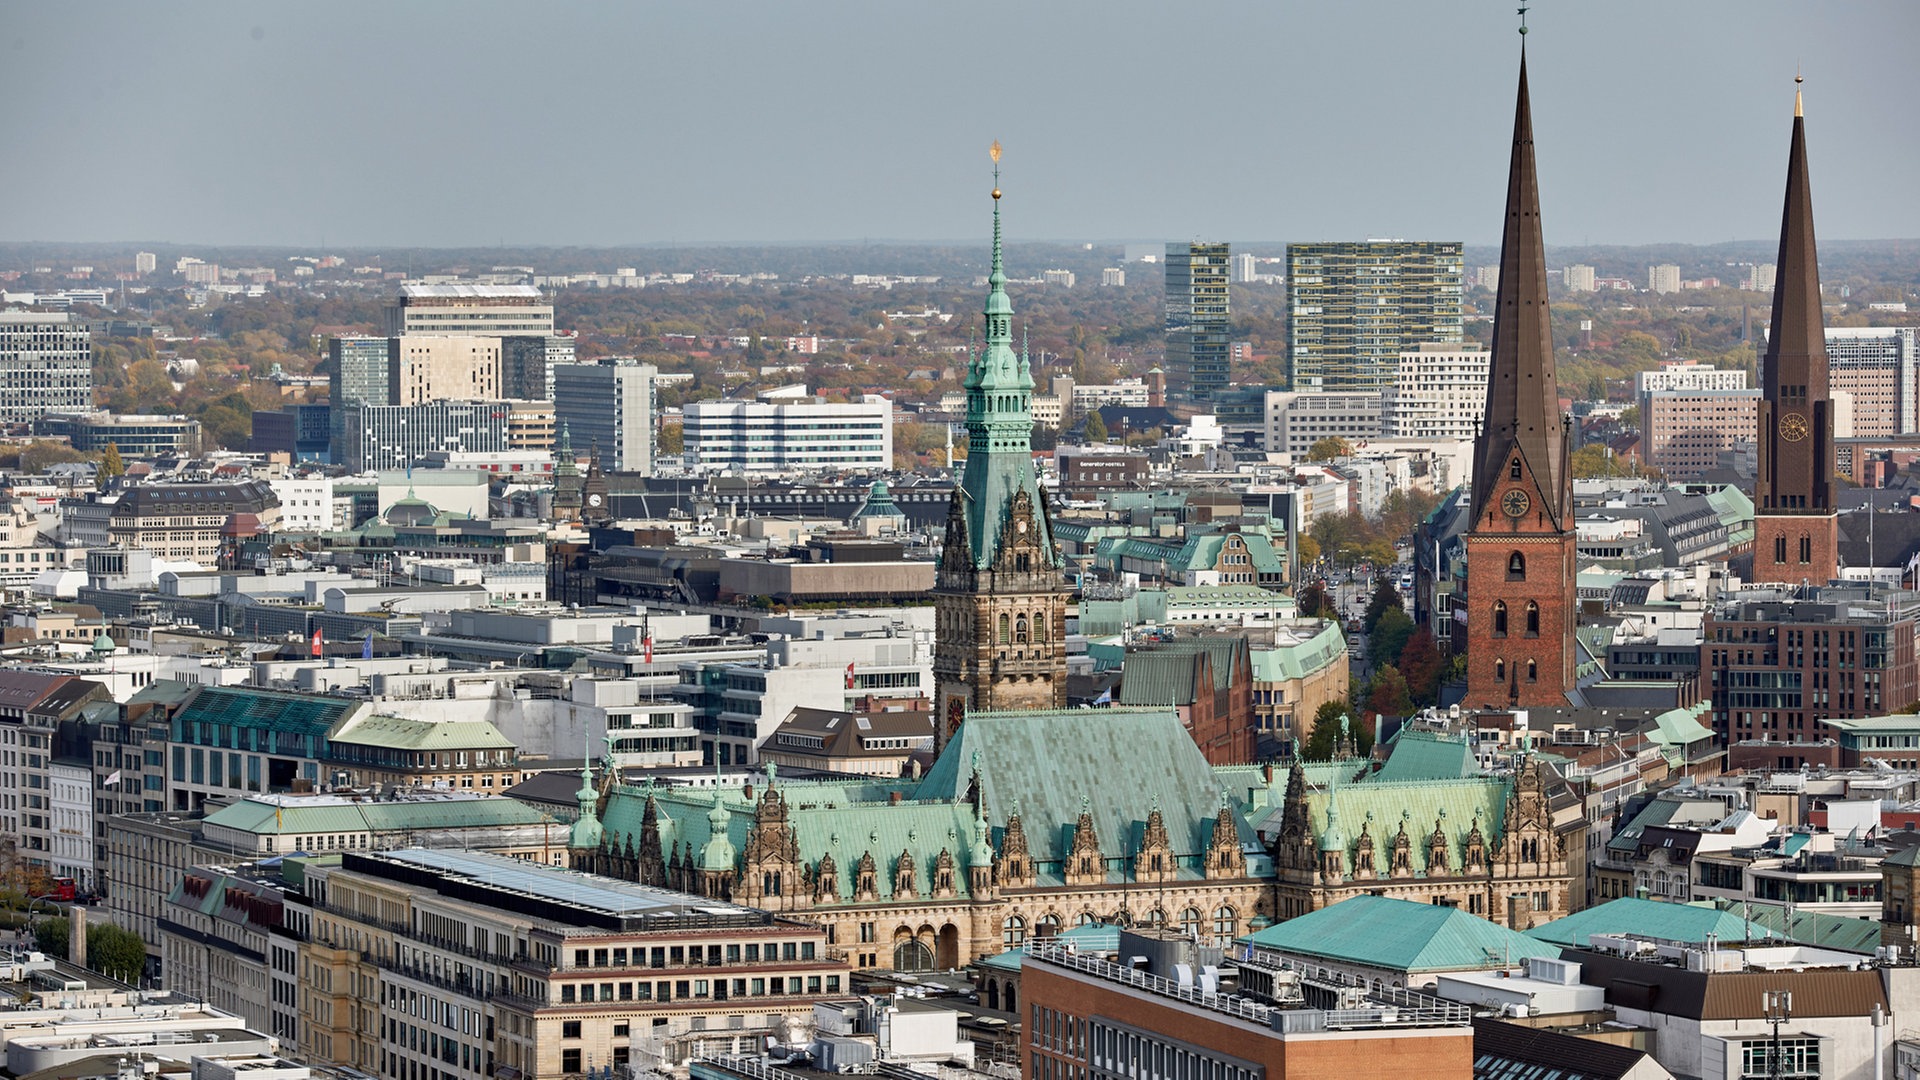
[[1033, 613, 1047, 642], [1492, 601, 1508, 636], [1527, 660, 1538, 682], [1001, 915, 1026, 948], [1015, 616, 1029, 644], [1037, 912, 1062, 938], [1213, 906, 1237, 937], [998, 614, 1009, 644], [1495, 660, 1506, 682], [1145, 908, 1167, 928], [893, 940, 933, 972], [1076, 911, 1098, 928], [1508, 552, 1526, 579], [1180, 907, 1202, 937], [1509, 458, 1523, 480], [1525, 601, 1540, 637]]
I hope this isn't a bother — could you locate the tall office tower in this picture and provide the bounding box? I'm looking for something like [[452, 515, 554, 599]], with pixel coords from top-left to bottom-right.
[[1164, 241, 1231, 399], [932, 164, 1070, 748], [0, 312, 92, 425], [1825, 327, 1920, 437], [1742, 263, 1778, 292], [1633, 361, 1749, 424], [336, 401, 510, 472], [551, 359, 657, 473], [386, 335, 500, 405], [1285, 241, 1464, 392], [1648, 264, 1682, 294], [1463, 52, 1576, 709], [1753, 82, 1837, 586], [1562, 264, 1595, 292], [681, 390, 892, 475], [329, 336, 393, 409], [501, 334, 575, 400], [382, 284, 554, 337], [1231, 251, 1257, 284], [134, 252, 157, 275]]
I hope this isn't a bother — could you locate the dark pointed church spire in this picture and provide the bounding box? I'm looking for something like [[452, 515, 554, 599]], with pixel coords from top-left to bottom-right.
[[1471, 51, 1568, 528], [1762, 75, 1830, 441]]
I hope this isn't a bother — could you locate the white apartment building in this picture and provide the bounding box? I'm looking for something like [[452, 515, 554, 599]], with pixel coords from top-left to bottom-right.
[[1634, 361, 1749, 424], [1648, 264, 1681, 294], [1562, 264, 1596, 292], [551, 359, 657, 473], [1100, 267, 1126, 287], [1262, 391, 1383, 457], [268, 476, 337, 532], [1381, 343, 1490, 440], [383, 284, 555, 337], [0, 311, 93, 425], [49, 757, 93, 887], [1741, 263, 1777, 292], [682, 387, 892, 475]]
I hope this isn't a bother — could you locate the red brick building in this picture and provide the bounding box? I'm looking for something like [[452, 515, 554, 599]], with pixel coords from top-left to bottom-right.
[[1461, 58, 1577, 709], [1116, 636, 1255, 764]]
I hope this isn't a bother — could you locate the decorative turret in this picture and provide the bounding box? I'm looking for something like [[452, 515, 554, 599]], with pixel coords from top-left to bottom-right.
[[1205, 791, 1244, 879], [997, 800, 1034, 887], [567, 764, 604, 865], [1136, 796, 1176, 884], [931, 848, 958, 899], [1390, 812, 1414, 877], [815, 850, 840, 903], [1065, 796, 1105, 886], [1317, 805, 1347, 884], [1427, 811, 1451, 874], [893, 849, 918, 898], [697, 791, 736, 899], [854, 850, 879, 901], [968, 799, 997, 897], [1354, 815, 1377, 877]]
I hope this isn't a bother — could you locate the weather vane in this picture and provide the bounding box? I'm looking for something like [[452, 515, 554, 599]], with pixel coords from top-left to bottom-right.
[[990, 140, 1002, 200], [1517, 5, 1528, 35]]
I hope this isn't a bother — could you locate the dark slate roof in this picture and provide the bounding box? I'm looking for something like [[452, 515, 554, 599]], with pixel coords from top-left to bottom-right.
[[1838, 510, 1920, 572], [1471, 1018, 1663, 1080]]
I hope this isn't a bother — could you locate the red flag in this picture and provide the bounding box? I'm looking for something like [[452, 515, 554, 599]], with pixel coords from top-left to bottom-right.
[[845, 662, 856, 690], [310, 628, 323, 657], [643, 635, 654, 664]]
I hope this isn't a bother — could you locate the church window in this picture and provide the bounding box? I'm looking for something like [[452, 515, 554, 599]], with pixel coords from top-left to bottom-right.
[[1015, 616, 1029, 644], [1527, 660, 1537, 682], [1799, 536, 1812, 563], [998, 614, 1010, 644], [1492, 601, 1508, 636], [1507, 552, 1526, 580], [1525, 601, 1540, 637], [1510, 458, 1522, 480], [1775, 536, 1788, 563], [1002, 916, 1026, 948]]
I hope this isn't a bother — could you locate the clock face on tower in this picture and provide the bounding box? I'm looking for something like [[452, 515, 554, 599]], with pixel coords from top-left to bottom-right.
[[1501, 489, 1531, 519], [1779, 412, 1809, 442], [587, 493, 603, 507]]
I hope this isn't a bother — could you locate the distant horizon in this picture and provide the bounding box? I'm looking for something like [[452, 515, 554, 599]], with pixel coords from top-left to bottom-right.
[[3, 3, 1916, 248]]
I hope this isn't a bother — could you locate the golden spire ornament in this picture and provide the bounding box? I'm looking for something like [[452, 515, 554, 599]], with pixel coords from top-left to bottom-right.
[[990, 140, 1002, 199]]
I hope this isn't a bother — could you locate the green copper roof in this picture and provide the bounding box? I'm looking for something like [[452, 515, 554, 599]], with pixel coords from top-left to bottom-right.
[[1526, 896, 1779, 949], [950, 175, 1060, 574], [174, 685, 356, 738], [1249, 621, 1347, 683], [1244, 894, 1559, 973], [1231, 763, 1511, 876], [1373, 729, 1478, 783], [853, 480, 906, 522], [1724, 901, 1882, 952]]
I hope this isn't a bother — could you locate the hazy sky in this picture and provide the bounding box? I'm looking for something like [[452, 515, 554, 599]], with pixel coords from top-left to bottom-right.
[[4, 2, 1916, 248]]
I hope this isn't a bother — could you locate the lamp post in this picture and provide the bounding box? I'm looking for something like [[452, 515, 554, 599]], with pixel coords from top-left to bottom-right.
[[26, 895, 61, 950], [1762, 989, 1791, 1080]]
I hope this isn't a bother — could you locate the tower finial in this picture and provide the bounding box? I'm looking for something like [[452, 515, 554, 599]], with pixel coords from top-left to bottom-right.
[[989, 139, 1002, 199], [1517, 5, 1528, 37], [1794, 71, 1804, 118]]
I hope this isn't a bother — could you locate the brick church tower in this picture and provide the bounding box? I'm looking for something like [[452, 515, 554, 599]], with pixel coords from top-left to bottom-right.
[[1463, 50, 1577, 709], [932, 146, 1070, 750], [1752, 80, 1838, 586]]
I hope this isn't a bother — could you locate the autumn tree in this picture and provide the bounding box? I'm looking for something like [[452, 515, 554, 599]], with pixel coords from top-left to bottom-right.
[[1297, 581, 1327, 619], [1398, 625, 1443, 706], [1368, 608, 1416, 670], [1365, 664, 1415, 721], [657, 421, 684, 456], [1306, 436, 1352, 462], [98, 443, 125, 486], [1363, 575, 1401, 633]]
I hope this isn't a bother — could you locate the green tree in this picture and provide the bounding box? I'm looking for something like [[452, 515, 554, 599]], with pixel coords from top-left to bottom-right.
[[1083, 411, 1108, 443], [1571, 444, 1634, 479], [33, 915, 68, 957], [85, 924, 146, 984], [1368, 607, 1416, 670], [1302, 701, 1349, 761], [1296, 581, 1327, 619], [1365, 664, 1415, 721], [1306, 436, 1352, 462], [1363, 575, 1401, 633]]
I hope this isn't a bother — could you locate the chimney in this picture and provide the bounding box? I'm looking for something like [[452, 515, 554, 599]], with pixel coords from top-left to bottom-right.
[[1507, 893, 1532, 931]]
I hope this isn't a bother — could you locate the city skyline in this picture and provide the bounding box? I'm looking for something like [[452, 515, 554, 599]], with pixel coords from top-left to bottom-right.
[[2, 3, 1916, 248]]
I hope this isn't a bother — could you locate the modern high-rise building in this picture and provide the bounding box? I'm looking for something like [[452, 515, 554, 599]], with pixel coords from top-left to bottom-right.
[[1231, 251, 1257, 283], [1825, 326, 1920, 437], [1752, 82, 1837, 586], [1285, 240, 1464, 393], [387, 335, 501, 405], [0, 311, 92, 425], [1644, 389, 1761, 479], [551, 359, 657, 473], [1381, 343, 1492, 440], [336, 400, 510, 472], [1165, 241, 1231, 399], [382, 283, 554, 337], [134, 251, 157, 274], [681, 387, 889, 476], [501, 333, 575, 400], [1562, 264, 1596, 292], [1462, 54, 1576, 709], [1633, 360, 1749, 424], [328, 335, 392, 409], [1648, 264, 1682, 294], [1742, 263, 1778, 292], [1100, 267, 1126, 287]]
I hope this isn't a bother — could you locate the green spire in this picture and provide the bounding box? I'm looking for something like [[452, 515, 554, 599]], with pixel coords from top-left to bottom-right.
[[568, 763, 604, 850], [700, 789, 736, 871]]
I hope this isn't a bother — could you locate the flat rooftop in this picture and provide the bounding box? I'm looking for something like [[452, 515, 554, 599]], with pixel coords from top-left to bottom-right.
[[345, 848, 778, 932], [398, 284, 542, 299]]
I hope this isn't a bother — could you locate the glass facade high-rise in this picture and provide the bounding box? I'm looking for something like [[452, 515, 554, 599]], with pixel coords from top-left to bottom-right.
[[0, 312, 92, 425], [1285, 241, 1464, 393], [1164, 242, 1231, 399]]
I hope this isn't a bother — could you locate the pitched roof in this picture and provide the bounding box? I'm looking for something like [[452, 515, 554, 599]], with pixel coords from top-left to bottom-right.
[[1374, 729, 1478, 783], [1244, 894, 1557, 973], [1115, 651, 1201, 707], [1250, 620, 1346, 683], [1470, 1017, 1668, 1080], [204, 794, 553, 836], [326, 712, 515, 751], [172, 685, 357, 738], [1526, 897, 1779, 949]]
